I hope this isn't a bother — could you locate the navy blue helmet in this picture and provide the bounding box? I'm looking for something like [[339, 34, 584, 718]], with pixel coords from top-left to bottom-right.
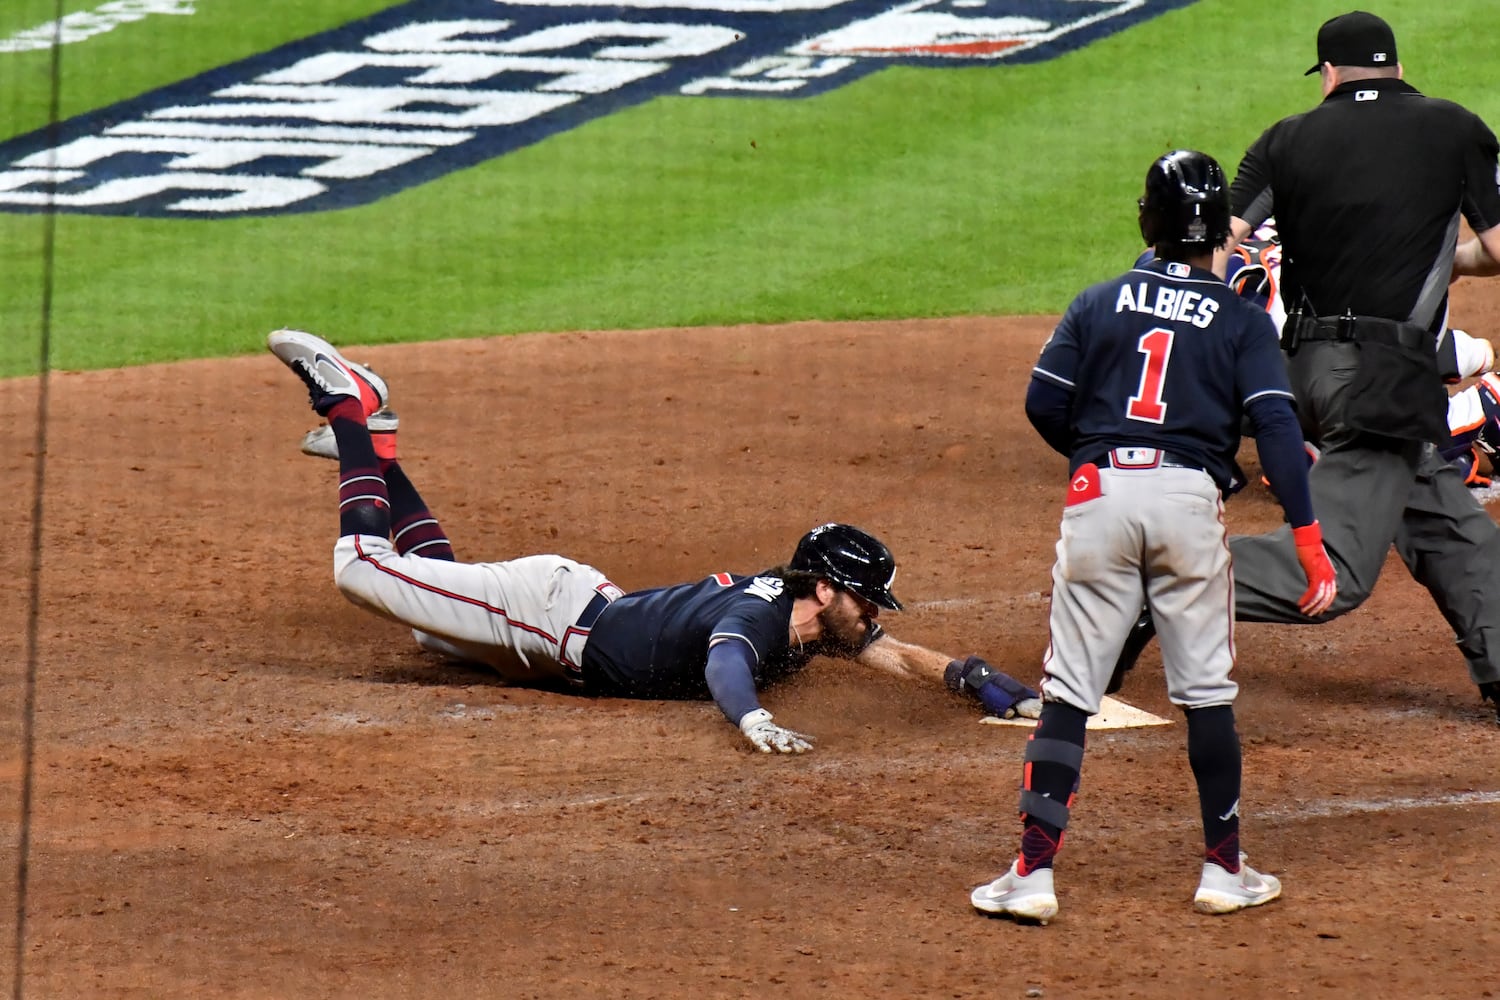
[[1138, 149, 1231, 249], [791, 523, 903, 611]]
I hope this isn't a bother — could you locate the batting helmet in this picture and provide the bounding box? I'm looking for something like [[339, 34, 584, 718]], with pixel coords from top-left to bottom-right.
[[790, 523, 903, 611], [1137, 149, 1231, 249]]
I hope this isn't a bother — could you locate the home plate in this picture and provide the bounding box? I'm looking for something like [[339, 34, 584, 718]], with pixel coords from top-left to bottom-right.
[[981, 696, 1172, 729]]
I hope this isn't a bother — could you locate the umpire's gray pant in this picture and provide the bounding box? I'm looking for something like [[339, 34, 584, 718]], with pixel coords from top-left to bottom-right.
[[1229, 340, 1500, 687]]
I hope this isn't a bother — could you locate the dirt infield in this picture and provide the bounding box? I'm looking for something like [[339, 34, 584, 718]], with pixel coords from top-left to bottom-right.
[[3, 278, 1500, 998]]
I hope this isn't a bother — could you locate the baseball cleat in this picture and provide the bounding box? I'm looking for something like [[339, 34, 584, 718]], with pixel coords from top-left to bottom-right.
[[301, 407, 399, 460], [1480, 682, 1500, 726], [1193, 855, 1281, 915], [268, 328, 388, 417], [971, 860, 1058, 924]]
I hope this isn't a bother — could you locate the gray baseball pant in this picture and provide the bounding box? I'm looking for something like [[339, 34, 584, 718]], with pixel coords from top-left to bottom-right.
[[1228, 341, 1500, 686]]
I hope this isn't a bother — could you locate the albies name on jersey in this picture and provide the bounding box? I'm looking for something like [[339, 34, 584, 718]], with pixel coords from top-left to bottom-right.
[[1116, 280, 1220, 329]]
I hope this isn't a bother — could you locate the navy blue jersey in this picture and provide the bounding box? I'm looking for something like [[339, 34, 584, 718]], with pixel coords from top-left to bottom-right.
[[1031, 257, 1292, 489], [580, 572, 881, 699]]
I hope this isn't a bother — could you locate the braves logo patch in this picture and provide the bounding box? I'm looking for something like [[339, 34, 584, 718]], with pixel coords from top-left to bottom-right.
[[0, 0, 1198, 217]]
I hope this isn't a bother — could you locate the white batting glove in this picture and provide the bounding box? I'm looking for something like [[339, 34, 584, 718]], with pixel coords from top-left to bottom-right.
[[1013, 697, 1043, 720], [738, 709, 814, 754]]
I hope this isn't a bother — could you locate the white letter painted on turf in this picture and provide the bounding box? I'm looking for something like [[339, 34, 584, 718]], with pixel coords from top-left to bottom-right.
[[20, 135, 436, 180], [153, 84, 577, 129], [0, 168, 324, 212], [368, 19, 740, 60], [258, 52, 669, 94]]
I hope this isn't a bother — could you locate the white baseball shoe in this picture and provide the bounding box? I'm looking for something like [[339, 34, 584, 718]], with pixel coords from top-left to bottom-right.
[[971, 860, 1058, 924], [1193, 854, 1281, 914], [267, 329, 388, 417], [301, 407, 399, 460]]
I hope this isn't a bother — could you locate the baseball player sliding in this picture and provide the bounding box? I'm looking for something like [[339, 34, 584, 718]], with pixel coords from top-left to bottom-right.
[[266, 329, 1041, 753], [970, 151, 1336, 924]]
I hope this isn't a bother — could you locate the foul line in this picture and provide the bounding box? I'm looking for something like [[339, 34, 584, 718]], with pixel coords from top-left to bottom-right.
[[907, 596, 1045, 612], [1265, 788, 1500, 821], [12, 6, 64, 999], [477, 788, 1500, 821], [471, 766, 1500, 825]]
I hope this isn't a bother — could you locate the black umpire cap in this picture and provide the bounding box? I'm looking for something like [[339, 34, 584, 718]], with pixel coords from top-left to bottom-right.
[[1305, 10, 1398, 75]]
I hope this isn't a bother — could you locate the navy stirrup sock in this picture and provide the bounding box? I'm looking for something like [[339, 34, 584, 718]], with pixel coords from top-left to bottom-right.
[[382, 460, 455, 561], [325, 399, 389, 539], [1187, 704, 1242, 872]]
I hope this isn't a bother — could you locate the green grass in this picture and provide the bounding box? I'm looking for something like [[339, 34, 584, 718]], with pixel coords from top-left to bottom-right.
[[2, 0, 1498, 375]]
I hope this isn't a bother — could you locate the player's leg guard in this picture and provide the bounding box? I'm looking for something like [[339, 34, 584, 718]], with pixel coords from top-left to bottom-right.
[[1448, 445, 1489, 487], [1476, 374, 1500, 455], [1017, 700, 1088, 872], [1186, 704, 1242, 871]]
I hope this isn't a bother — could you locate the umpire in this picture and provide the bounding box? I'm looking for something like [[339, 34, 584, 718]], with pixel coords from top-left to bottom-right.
[[1223, 10, 1500, 718]]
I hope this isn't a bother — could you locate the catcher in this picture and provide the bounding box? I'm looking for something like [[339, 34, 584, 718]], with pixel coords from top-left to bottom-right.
[[266, 328, 1041, 754]]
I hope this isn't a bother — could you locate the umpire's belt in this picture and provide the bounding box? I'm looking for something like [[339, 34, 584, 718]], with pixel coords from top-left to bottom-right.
[[1088, 446, 1206, 474], [1285, 314, 1431, 351]]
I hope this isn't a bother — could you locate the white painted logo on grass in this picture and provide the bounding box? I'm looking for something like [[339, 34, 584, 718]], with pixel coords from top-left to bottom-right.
[[0, 0, 196, 54], [0, 0, 1198, 216]]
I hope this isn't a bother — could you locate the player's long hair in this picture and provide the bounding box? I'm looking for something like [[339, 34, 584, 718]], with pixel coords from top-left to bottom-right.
[[762, 566, 822, 600]]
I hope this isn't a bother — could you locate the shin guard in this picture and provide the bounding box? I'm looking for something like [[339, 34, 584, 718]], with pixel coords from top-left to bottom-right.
[[1017, 701, 1088, 872]]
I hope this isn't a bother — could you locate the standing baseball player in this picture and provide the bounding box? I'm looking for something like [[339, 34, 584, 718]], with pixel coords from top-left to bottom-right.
[[1113, 11, 1500, 723], [969, 150, 1336, 923], [265, 329, 1041, 752]]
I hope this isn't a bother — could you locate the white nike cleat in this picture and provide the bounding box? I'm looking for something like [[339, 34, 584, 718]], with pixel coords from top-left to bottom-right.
[[1193, 854, 1282, 914], [971, 860, 1058, 924], [267, 329, 388, 417], [300, 407, 399, 460]]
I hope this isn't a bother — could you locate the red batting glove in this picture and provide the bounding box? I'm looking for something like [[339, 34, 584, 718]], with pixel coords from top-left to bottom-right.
[[1293, 521, 1337, 616]]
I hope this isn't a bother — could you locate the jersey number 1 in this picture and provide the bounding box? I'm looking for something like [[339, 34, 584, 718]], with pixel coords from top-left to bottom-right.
[[1126, 327, 1175, 424]]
